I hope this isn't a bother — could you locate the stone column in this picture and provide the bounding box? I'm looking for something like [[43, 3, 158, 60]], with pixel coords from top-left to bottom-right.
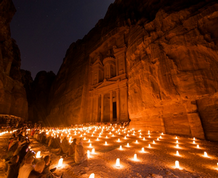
[[95, 95, 98, 122], [110, 91, 113, 122], [101, 94, 104, 122], [116, 89, 120, 122]]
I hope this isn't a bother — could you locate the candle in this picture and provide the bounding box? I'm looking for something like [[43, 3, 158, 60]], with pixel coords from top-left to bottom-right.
[[148, 144, 151, 148], [36, 151, 41, 158], [204, 151, 208, 157], [127, 143, 130, 147], [105, 141, 108, 145], [175, 160, 180, 168], [92, 148, 95, 154], [58, 157, 63, 167], [117, 138, 120, 142], [116, 158, 120, 167], [89, 173, 95, 178], [153, 140, 155, 144], [176, 144, 179, 148], [133, 154, 137, 160], [197, 145, 199, 148], [176, 151, 179, 156], [87, 150, 90, 158], [141, 147, 145, 152], [143, 137, 145, 141], [135, 140, 138, 143], [119, 145, 122, 150]]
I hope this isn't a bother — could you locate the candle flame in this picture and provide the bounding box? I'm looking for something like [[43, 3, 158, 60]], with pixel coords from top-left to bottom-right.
[[175, 160, 180, 168], [116, 158, 120, 167], [58, 157, 63, 167]]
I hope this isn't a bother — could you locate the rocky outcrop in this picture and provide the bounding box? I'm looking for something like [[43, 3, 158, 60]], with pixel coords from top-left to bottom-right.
[[21, 70, 55, 124], [46, 0, 218, 141], [0, 0, 28, 120]]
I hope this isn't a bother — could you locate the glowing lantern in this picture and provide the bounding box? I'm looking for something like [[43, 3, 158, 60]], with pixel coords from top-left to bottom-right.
[[139, 135, 142, 138], [116, 158, 120, 167], [160, 136, 162, 139], [175, 160, 180, 168], [117, 138, 121, 142], [193, 141, 196, 144], [175, 136, 178, 139], [141, 147, 145, 152], [36, 151, 41, 158], [176, 151, 179, 156], [88, 139, 91, 143], [104, 141, 108, 145], [91, 134, 94, 137], [112, 134, 115, 137], [87, 150, 90, 158], [127, 143, 130, 147], [148, 135, 151, 138], [176, 144, 179, 148], [148, 144, 151, 148], [106, 135, 108, 138], [204, 151, 208, 157], [89, 143, 92, 148], [133, 154, 137, 160], [157, 138, 159, 141], [176, 140, 178, 143], [161, 132, 164, 135], [193, 137, 195, 140], [197, 145, 199, 148], [119, 145, 122, 150], [58, 157, 63, 167], [127, 134, 129, 137], [84, 137, 86, 140], [89, 173, 95, 178], [153, 140, 155, 144], [92, 148, 95, 154], [124, 136, 127, 139], [96, 138, 99, 141], [135, 140, 138, 143]]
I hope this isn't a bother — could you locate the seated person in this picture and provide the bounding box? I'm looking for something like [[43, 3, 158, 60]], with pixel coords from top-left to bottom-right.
[[28, 160, 45, 178], [75, 138, 87, 164], [7, 155, 20, 178], [18, 151, 34, 178], [43, 155, 58, 178]]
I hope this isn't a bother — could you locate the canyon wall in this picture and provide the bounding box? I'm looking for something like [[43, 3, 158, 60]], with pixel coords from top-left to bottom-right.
[[0, 0, 28, 120], [46, 0, 218, 141]]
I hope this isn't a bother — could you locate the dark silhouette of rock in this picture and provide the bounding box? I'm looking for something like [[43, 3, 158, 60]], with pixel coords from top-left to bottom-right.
[[0, 0, 28, 120]]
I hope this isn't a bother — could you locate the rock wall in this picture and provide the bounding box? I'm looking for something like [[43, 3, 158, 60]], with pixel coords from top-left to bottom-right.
[[0, 0, 28, 120], [46, 0, 218, 141]]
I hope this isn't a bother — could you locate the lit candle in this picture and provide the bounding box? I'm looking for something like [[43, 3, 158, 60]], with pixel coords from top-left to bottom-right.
[[176, 151, 179, 156], [139, 135, 142, 138], [92, 148, 95, 154], [106, 135, 108, 138], [157, 138, 159, 141], [96, 138, 99, 141], [148, 144, 151, 148], [141, 147, 145, 152], [135, 140, 138, 143], [124, 136, 127, 139], [58, 157, 63, 167], [116, 158, 120, 167], [36, 151, 41, 158], [143, 137, 145, 141], [89, 143, 92, 148], [104, 141, 108, 145], [204, 151, 208, 157], [161, 132, 164, 135], [197, 145, 199, 148], [160, 136, 162, 139], [84, 137, 86, 140], [89, 173, 95, 178], [153, 140, 155, 144], [133, 154, 137, 160], [175, 160, 180, 168], [87, 150, 90, 158], [176, 140, 178, 143], [127, 143, 130, 147], [148, 135, 151, 138], [193, 137, 195, 140], [175, 136, 178, 139], [119, 145, 122, 150], [117, 138, 120, 142], [193, 141, 195, 144], [176, 144, 179, 148]]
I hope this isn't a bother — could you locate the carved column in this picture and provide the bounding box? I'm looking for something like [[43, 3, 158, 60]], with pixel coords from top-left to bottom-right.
[[116, 89, 120, 122], [95, 95, 99, 122], [101, 94, 104, 122], [110, 91, 113, 122]]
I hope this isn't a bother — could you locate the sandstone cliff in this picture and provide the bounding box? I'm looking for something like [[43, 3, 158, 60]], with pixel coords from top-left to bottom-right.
[[0, 0, 28, 120], [21, 70, 55, 124], [46, 0, 218, 141]]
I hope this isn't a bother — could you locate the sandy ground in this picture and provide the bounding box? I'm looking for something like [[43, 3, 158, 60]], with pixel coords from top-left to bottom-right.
[[0, 127, 218, 178]]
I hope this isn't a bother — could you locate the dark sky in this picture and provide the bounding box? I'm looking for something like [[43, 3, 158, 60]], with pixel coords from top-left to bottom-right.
[[10, 0, 115, 79]]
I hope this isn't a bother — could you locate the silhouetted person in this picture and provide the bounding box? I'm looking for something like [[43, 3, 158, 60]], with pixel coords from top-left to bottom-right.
[[7, 155, 20, 178]]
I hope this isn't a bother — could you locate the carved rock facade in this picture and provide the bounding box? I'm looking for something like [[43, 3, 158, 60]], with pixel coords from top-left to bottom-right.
[[46, 0, 218, 141]]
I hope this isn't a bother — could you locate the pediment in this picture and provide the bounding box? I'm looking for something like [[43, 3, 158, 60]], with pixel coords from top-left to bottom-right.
[[93, 58, 103, 67], [95, 79, 117, 89]]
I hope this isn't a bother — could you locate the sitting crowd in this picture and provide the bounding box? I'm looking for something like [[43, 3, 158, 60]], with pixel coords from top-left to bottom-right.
[[5, 127, 87, 178]]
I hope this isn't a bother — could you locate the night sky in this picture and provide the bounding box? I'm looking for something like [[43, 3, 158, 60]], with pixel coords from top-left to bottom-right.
[[10, 0, 115, 79]]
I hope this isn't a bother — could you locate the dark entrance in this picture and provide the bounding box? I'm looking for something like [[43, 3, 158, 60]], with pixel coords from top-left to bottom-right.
[[113, 102, 117, 121]]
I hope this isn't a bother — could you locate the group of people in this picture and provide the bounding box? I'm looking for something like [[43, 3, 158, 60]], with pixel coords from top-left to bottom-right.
[[5, 128, 62, 178]]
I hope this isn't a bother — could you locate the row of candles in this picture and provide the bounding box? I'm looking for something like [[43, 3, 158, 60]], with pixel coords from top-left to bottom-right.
[[2, 126, 217, 178]]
